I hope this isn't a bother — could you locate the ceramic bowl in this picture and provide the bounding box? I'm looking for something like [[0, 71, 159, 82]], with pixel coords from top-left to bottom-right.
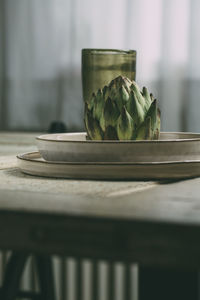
[[36, 132, 200, 163]]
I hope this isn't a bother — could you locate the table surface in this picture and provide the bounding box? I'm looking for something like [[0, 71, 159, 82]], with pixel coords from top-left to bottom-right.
[[1, 132, 200, 268]]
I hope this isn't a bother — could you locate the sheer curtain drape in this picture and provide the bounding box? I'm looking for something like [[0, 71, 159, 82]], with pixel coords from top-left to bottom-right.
[[1, 0, 200, 132]]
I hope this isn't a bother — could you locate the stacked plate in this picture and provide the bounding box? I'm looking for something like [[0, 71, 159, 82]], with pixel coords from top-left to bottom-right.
[[17, 132, 200, 180]]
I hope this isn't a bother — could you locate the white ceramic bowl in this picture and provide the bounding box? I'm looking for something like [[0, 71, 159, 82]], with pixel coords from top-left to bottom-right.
[[36, 132, 200, 163]]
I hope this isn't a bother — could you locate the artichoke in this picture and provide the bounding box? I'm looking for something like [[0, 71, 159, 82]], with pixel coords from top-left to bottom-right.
[[84, 76, 161, 140]]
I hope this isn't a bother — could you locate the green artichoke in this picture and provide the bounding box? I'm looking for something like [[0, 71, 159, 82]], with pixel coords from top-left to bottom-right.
[[84, 76, 161, 140]]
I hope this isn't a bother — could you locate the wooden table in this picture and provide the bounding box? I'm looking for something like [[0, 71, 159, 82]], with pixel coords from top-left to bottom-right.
[[1, 132, 200, 300]]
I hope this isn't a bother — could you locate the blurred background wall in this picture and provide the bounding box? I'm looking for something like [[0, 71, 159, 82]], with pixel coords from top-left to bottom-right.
[[0, 0, 200, 133]]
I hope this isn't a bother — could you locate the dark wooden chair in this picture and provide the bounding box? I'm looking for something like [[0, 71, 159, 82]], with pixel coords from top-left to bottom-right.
[[0, 252, 55, 300]]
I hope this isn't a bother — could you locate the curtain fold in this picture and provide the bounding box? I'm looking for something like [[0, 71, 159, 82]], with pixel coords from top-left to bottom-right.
[[0, 0, 7, 129], [1, 0, 200, 132]]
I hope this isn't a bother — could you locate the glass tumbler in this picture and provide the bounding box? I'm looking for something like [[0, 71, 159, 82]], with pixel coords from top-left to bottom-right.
[[82, 48, 137, 103]]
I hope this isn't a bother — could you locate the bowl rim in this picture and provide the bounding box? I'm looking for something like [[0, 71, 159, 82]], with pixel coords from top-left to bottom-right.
[[82, 48, 136, 55], [36, 132, 200, 144]]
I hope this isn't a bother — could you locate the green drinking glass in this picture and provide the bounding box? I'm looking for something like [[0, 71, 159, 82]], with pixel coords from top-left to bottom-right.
[[82, 48, 137, 103]]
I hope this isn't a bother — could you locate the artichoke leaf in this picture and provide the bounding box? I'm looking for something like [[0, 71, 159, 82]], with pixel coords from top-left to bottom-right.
[[91, 119, 104, 140], [119, 85, 129, 104], [85, 105, 103, 140], [135, 116, 152, 140], [87, 93, 95, 110], [93, 89, 104, 120], [142, 87, 152, 111], [117, 106, 134, 140], [150, 93, 154, 102], [128, 91, 145, 125], [104, 97, 120, 127], [154, 108, 161, 139], [130, 81, 146, 109], [104, 126, 118, 140], [146, 99, 158, 133]]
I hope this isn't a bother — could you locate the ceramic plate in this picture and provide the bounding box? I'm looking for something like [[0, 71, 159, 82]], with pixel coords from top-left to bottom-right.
[[17, 152, 200, 180], [36, 132, 200, 163]]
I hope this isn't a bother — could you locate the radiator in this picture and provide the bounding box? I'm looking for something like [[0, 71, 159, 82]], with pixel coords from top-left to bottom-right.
[[0, 252, 138, 300]]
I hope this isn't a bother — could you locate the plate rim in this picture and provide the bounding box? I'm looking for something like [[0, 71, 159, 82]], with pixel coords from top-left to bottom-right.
[[17, 152, 200, 166]]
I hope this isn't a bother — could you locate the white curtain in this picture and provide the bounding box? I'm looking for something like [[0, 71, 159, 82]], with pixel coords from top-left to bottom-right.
[[1, 0, 200, 132]]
